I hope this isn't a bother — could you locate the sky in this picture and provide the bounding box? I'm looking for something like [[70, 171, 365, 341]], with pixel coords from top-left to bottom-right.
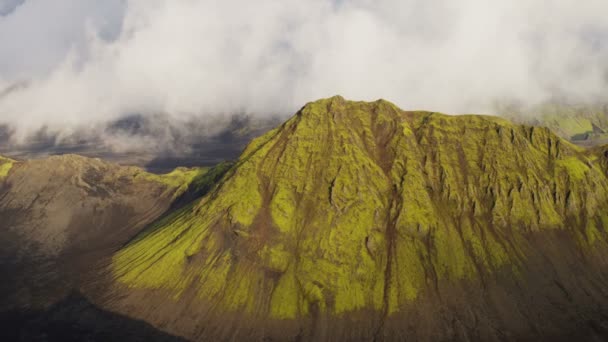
[[0, 0, 607, 140]]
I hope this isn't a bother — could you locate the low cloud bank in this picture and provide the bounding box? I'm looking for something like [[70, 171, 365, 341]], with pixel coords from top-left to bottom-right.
[[0, 0, 607, 145]]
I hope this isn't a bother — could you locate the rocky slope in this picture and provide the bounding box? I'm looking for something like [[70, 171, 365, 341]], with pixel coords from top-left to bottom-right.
[[0, 154, 216, 310], [103, 96, 608, 341]]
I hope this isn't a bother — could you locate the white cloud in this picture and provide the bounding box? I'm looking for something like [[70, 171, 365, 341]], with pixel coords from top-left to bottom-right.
[[0, 0, 607, 138]]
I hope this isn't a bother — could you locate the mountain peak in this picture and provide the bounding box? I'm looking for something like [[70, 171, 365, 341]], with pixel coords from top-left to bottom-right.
[[300, 96, 401, 118]]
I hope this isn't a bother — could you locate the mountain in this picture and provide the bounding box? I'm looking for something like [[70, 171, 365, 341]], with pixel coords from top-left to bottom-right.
[[0, 154, 231, 311], [498, 102, 608, 146], [97, 96, 608, 341]]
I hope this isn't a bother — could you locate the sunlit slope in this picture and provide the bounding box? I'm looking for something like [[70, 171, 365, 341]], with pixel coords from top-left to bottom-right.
[[0, 155, 14, 180], [111, 96, 608, 341]]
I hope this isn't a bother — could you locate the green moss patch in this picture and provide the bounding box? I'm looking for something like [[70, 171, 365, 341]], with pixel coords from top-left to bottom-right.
[[0, 156, 15, 180]]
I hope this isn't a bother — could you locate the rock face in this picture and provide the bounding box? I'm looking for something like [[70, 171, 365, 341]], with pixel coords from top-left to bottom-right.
[[107, 96, 608, 341], [0, 154, 207, 310]]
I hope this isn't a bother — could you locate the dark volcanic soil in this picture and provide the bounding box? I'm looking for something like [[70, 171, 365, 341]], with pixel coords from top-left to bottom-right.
[[0, 292, 186, 342]]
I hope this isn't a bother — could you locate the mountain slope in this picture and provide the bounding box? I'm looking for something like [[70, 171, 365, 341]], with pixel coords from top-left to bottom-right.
[[107, 96, 608, 341], [0, 154, 214, 310]]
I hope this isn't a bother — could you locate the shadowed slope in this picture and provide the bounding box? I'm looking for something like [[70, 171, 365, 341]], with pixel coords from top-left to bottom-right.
[[108, 96, 608, 341], [1, 292, 186, 342], [0, 154, 210, 310]]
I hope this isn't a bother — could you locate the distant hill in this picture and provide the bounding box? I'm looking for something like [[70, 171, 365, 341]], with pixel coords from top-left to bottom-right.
[[498, 102, 608, 146], [0, 113, 280, 173]]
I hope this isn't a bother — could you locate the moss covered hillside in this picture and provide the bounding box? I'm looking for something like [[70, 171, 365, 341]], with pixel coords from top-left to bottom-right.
[[109, 96, 608, 341]]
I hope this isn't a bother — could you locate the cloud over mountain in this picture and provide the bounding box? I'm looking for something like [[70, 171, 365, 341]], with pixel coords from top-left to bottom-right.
[[0, 0, 607, 139]]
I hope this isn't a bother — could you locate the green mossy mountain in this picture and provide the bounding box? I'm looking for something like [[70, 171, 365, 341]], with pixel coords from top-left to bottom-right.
[[106, 96, 608, 341]]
